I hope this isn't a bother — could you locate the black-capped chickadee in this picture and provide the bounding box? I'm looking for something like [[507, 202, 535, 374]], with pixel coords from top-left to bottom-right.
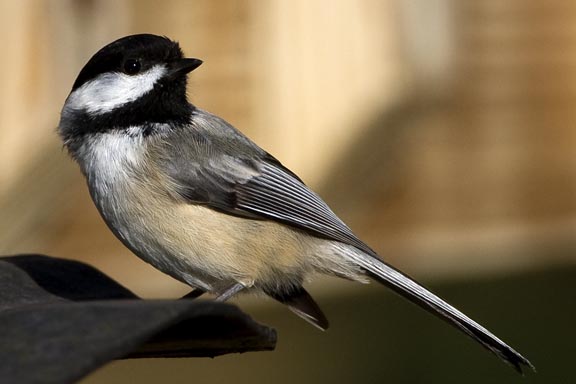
[[58, 34, 532, 372]]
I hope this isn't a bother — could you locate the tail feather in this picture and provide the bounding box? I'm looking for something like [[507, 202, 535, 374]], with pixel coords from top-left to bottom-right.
[[266, 285, 329, 331], [349, 251, 534, 373]]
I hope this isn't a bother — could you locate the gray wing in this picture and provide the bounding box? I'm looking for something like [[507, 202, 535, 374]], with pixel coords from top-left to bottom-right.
[[158, 112, 376, 256], [234, 160, 377, 255]]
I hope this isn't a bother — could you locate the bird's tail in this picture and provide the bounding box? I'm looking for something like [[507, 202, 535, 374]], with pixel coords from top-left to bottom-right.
[[347, 250, 534, 373]]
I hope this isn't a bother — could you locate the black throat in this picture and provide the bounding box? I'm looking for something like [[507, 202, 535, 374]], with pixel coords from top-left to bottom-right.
[[60, 79, 195, 145]]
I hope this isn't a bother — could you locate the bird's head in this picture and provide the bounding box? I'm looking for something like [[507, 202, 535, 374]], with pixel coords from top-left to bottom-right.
[[59, 34, 202, 144]]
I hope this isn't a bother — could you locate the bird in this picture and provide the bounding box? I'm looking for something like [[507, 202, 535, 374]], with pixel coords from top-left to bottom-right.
[[58, 34, 533, 372]]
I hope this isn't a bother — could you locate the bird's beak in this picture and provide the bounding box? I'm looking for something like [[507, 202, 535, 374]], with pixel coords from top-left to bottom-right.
[[167, 58, 203, 79]]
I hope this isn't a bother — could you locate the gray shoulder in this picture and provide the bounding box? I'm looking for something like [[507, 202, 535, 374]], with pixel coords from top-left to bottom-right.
[[187, 109, 266, 157], [150, 109, 267, 211]]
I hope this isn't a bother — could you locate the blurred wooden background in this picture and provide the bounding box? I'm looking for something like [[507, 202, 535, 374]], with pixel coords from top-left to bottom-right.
[[0, 0, 575, 300]]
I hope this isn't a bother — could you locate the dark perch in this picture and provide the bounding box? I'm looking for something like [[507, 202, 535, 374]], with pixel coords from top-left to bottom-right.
[[0, 255, 276, 384]]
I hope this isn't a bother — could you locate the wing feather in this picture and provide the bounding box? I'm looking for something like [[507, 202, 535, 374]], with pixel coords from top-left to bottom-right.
[[234, 162, 377, 256], [159, 112, 376, 256]]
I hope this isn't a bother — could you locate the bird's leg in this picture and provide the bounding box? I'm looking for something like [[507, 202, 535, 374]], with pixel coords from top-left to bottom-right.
[[180, 288, 206, 300], [215, 282, 246, 302]]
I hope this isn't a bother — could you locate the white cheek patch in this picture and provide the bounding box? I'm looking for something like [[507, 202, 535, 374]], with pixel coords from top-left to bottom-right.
[[65, 65, 167, 114]]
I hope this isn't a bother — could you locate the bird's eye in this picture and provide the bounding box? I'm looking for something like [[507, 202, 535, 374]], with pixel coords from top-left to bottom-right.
[[123, 59, 141, 75]]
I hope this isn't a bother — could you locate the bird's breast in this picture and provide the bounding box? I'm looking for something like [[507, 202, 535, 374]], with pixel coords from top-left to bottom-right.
[[79, 132, 319, 291]]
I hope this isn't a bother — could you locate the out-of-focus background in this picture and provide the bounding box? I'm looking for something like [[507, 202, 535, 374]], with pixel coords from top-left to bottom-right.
[[1, 0, 574, 382]]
